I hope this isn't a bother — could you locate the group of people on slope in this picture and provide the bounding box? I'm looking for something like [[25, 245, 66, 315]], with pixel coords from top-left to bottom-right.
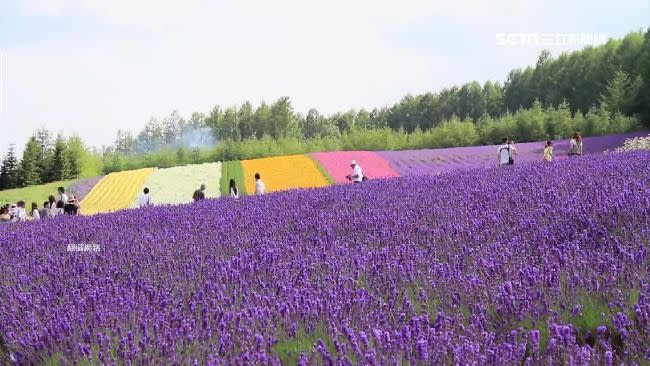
[[497, 133, 584, 167], [136, 160, 367, 208], [1, 186, 80, 223], [136, 172, 267, 208]]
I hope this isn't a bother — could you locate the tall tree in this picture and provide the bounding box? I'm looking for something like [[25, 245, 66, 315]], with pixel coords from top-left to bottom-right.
[[18, 136, 42, 186], [0, 145, 19, 190], [49, 134, 71, 181], [66, 136, 85, 179], [599, 70, 637, 114], [253, 103, 272, 138], [269, 97, 299, 138], [136, 118, 163, 153], [34, 128, 53, 183], [238, 102, 256, 140]]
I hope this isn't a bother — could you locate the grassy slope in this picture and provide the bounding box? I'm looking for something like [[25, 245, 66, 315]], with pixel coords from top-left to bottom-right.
[[219, 160, 247, 196], [0, 179, 79, 206]]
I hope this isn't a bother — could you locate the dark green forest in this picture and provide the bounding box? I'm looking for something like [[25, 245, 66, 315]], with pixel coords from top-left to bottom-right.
[[1, 29, 649, 190]]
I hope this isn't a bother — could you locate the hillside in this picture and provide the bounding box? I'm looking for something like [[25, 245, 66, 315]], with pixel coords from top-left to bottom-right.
[[1, 150, 648, 364], [0, 132, 645, 214]]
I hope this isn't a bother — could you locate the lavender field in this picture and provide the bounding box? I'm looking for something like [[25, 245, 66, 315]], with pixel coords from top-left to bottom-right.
[[1, 151, 649, 365], [378, 132, 647, 176]]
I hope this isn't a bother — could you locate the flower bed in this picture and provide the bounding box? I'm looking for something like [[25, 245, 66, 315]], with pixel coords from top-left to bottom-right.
[[133, 163, 221, 206], [80, 168, 154, 215], [241, 155, 330, 193], [310, 151, 400, 183]]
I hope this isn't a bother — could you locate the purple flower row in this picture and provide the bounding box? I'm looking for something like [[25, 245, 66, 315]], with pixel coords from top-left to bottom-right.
[[0, 151, 648, 364]]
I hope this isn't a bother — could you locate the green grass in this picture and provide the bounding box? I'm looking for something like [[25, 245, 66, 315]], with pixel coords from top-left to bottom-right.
[[272, 323, 336, 364], [0, 179, 79, 207], [219, 160, 246, 196], [307, 155, 335, 185]]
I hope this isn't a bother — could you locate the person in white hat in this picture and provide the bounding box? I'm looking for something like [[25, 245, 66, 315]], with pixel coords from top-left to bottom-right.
[[346, 160, 365, 183]]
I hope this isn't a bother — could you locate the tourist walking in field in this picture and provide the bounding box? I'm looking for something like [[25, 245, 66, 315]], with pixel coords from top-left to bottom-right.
[[497, 138, 512, 167], [254, 173, 265, 195], [30, 202, 40, 220], [11, 201, 27, 223], [543, 141, 554, 162], [568, 133, 583, 157], [229, 179, 239, 198], [58, 186, 69, 204], [346, 160, 365, 183], [139, 187, 154, 208], [193, 184, 206, 201]]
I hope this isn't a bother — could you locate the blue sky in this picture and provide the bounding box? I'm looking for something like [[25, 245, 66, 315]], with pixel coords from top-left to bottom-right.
[[0, 0, 648, 154]]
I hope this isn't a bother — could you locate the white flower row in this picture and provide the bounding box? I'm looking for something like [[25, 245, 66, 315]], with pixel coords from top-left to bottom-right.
[[615, 134, 650, 152]]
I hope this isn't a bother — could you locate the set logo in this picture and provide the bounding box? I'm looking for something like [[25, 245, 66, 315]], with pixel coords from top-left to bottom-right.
[[496, 33, 608, 47]]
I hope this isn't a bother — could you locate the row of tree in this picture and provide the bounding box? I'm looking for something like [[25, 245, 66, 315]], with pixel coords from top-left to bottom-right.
[[0, 129, 98, 190], [2, 30, 648, 189], [100, 100, 638, 173], [107, 29, 650, 154]]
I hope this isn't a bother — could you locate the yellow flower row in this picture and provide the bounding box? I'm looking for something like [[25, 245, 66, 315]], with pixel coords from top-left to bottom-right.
[[241, 155, 329, 194], [80, 168, 155, 215]]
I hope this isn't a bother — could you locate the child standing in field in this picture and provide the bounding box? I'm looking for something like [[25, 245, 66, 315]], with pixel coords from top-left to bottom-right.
[[543, 141, 554, 162], [254, 173, 265, 195], [229, 179, 239, 198], [40, 201, 49, 219], [47, 196, 57, 218], [193, 184, 206, 201], [11, 201, 27, 223], [139, 187, 154, 208], [31, 202, 40, 220]]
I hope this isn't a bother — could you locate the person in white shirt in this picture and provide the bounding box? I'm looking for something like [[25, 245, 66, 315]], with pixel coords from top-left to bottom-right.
[[47, 196, 58, 218], [568, 132, 583, 157], [229, 179, 239, 198], [58, 186, 69, 204], [254, 173, 265, 195], [138, 187, 154, 208], [497, 137, 512, 167], [11, 201, 27, 223], [346, 160, 364, 183], [31, 202, 40, 220]]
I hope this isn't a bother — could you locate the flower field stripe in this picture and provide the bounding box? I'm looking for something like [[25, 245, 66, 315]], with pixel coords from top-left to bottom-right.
[[132, 163, 222, 206], [310, 150, 400, 183], [66, 175, 104, 202], [241, 155, 330, 193], [377, 131, 649, 176], [306, 155, 335, 185], [80, 168, 154, 215], [220, 160, 246, 196]]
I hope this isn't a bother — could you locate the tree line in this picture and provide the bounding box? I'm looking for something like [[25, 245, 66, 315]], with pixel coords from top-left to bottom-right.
[[0, 130, 102, 190], [1, 29, 648, 189]]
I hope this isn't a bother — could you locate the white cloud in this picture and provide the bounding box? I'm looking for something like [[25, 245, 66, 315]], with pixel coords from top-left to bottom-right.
[[1, 0, 646, 154]]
